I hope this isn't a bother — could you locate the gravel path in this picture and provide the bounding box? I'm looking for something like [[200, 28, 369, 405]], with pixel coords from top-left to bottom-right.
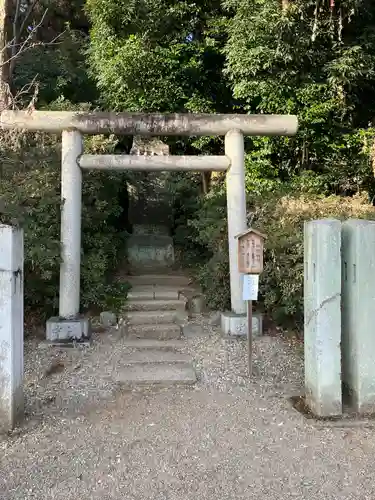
[[1, 316, 374, 499]]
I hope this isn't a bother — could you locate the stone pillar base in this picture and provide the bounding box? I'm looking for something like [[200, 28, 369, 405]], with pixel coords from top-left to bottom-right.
[[46, 316, 91, 343], [221, 311, 262, 337]]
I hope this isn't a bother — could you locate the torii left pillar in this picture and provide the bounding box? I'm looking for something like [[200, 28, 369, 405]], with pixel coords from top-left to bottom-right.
[[46, 130, 90, 344]]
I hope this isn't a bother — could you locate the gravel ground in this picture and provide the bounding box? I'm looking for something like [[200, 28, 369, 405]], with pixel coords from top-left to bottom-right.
[[1, 315, 374, 499]]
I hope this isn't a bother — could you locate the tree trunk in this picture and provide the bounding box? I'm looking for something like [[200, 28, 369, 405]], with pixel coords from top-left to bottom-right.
[[201, 172, 208, 194], [371, 137, 375, 180], [0, 0, 11, 111]]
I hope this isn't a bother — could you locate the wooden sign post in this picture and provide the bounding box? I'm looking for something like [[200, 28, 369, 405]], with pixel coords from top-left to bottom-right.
[[235, 228, 266, 376]]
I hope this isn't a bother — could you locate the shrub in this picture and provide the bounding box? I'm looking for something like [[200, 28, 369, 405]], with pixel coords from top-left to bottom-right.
[[186, 187, 230, 309], [187, 186, 375, 333], [254, 192, 375, 331], [0, 104, 129, 321]]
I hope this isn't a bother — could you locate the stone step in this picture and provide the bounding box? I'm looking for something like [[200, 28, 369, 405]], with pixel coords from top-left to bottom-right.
[[132, 224, 170, 236], [128, 274, 191, 287], [121, 339, 185, 350], [127, 323, 181, 340], [128, 286, 180, 301], [127, 235, 175, 270], [125, 310, 186, 325], [125, 298, 186, 312], [114, 363, 196, 387], [121, 350, 192, 365]]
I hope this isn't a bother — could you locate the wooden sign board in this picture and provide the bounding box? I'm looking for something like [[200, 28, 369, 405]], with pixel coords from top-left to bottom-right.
[[236, 228, 266, 275]]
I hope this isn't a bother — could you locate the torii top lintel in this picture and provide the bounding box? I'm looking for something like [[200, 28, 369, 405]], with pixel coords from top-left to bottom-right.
[[0, 111, 298, 137]]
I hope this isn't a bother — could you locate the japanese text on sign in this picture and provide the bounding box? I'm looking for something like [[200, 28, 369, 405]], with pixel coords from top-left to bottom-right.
[[239, 233, 263, 274], [242, 274, 259, 301]]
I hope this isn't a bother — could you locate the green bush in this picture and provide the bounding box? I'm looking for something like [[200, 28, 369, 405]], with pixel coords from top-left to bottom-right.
[[184, 187, 230, 309], [0, 104, 129, 320], [254, 192, 375, 330], [186, 185, 375, 333]]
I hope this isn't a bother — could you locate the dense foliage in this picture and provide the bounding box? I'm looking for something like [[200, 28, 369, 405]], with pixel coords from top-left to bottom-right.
[[225, 0, 375, 197], [3, 0, 375, 331], [0, 102, 129, 322], [86, 0, 231, 114], [187, 184, 375, 331]]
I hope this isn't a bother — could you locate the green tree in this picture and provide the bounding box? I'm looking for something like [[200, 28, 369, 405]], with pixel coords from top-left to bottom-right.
[[224, 0, 375, 196], [10, 1, 96, 106], [86, 0, 231, 114]]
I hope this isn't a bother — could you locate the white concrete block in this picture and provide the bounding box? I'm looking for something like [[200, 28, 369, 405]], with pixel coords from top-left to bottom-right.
[[0, 224, 23, 271], [221, 311, 262, 337], [304, 219, 342, 417], [46, 316, 90, 342], [0, 225, 24, 432], [100, 311, 117, 327], [341, 219, 375, 414]]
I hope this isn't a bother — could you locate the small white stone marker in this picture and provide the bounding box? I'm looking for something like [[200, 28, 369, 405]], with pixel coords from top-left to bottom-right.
[[0, 225, 24, 432], [304, 219, 342, 417]]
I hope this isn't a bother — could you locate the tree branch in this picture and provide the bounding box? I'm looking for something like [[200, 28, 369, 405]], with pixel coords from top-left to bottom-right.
[[5, 8, 66, 73], [19, 0, 40, 38], [12, 0, 21, 60]]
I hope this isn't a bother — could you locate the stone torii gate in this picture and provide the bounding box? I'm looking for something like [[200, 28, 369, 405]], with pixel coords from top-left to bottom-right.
[[0, 110, 298, 337]]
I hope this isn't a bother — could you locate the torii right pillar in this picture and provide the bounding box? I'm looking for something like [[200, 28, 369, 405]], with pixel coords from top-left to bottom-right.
[[221, 129, 262, 337]]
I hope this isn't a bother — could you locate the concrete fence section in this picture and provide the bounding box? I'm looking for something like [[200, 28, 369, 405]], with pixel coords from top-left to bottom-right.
[[304, 218, 375, 417], [0, 225, 24, 433], [304, 219, 342, 417], [341, 219, 375, 414]]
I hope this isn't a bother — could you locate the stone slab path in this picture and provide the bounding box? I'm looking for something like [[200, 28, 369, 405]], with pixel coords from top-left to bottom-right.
[[1, 316, 375, 499], [116, 271, 198, 386]]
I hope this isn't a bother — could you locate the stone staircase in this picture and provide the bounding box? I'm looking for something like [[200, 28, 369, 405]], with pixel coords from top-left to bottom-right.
[[117, 271, 199, 387], [121, 170, 201, 387]]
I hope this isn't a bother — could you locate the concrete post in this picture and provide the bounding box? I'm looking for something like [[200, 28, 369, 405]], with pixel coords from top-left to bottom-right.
[[225, 129, 247, 315], [341, 219, 375, 414], [59, 130, 83, 318], [0, 225, 24, 432], [304, 219, 342, 417]]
